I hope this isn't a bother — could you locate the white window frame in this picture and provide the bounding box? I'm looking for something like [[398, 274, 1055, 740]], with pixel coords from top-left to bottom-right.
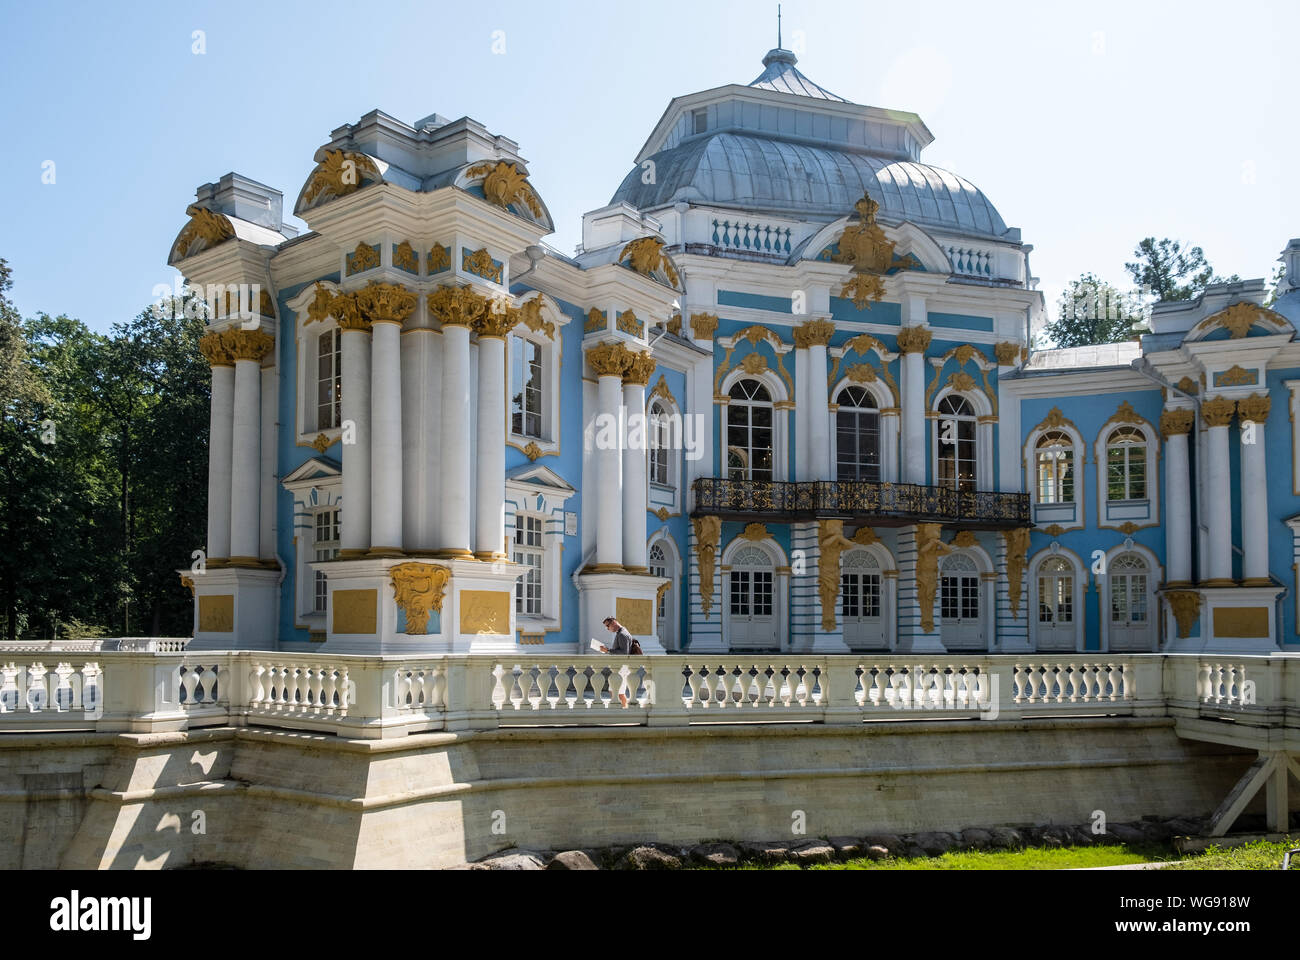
[[1028, 547, 1085, 652], [312, 506, 341, 614], [720, 533, 790, 652], [281, 460, 343, 634], [1093, 411, 1160, 532], [1098, 541, 1161, 652], [831, 383, 886, 483], [505, 465, 576, 635], [290, 281, 346, 447], [719, 366, 790, 483], [512, 512, 545, 617], [931, 389, 993, 492], [647, 389, 682, 517], [1023, 413, 1085, 532], [505, 296, 568, 461]]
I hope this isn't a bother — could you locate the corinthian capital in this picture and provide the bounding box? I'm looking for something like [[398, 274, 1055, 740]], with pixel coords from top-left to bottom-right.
[[220, 328, 275, 362], [330, 291, 369, 331], [622, 350, 657, 386], [199, 332, 234, 367], [1202, 396, 1237, 427], [427, 284, 489, 328], [896, 326, 932, 355], [355, 281, 417, 326], [1159, 408, 1195, 438], [587, 341, 631, 378], [792, 318, 835, 348], [1236, 393, 1271, 424]]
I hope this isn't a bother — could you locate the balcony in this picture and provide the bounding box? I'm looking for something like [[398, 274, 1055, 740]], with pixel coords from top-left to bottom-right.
[[691, 478, 1031, 529]]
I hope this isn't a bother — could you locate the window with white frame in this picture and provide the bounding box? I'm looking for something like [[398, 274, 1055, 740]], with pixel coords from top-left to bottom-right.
[[1105, 427, 1147, 502], [649, 399, 672, 488], [510, 336, 544, 439], [836, 385, 882, 482], [313, 507, 340, 613], [1109, 553, 1148, 625], [1035, 431, 1074, 503], [513, 513, 544, 616], [936, 395, 978, 492], [316, 329, 342, 431], [727, 379, 774, 481]]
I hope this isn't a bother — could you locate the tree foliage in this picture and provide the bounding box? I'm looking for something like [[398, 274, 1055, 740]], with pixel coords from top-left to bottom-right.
[[1040, 273, 1144, 349], [0, 260, 208, 640], [1124, 238, 1239, 302]]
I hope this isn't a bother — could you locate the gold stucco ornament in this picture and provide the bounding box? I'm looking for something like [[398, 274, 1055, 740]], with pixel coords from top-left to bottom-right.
[[390, 563, 451, 635]]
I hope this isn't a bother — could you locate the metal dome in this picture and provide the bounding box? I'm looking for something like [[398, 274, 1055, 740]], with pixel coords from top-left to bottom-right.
[[611, 132, 1010, 239]]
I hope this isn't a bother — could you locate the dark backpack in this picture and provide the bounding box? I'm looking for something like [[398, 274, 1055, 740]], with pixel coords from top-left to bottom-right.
[[628, 637, 644, 656]]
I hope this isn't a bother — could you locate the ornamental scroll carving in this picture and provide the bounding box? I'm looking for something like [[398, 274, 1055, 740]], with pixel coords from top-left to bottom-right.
[[693, 516, 722, 620], [464, 160, 545, 218], [1002, 528, 1031, 619], [172, 206, 235, 261], [828, 193, 921, 308], [299, 150, 380, 211], [619, 236, 680, 288], [818, 519, 855, 631], [389, 563, 451, 635], [1167, 591, 1201, 639]]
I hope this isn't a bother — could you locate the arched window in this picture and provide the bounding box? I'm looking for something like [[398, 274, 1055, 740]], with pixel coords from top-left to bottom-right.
[[649, 400, 672, 488], [841, 549, 885, 648], [1035, 431, 1074, 504], [939, 553, 982, 649], [728, 545, 775, 648], [835, 386, 881, 481], [727, 379, 773, 482], [936, 395, 977, 492], [510, 335, 544, 439], [1036, 556, 1074, 648], [1106, 427, 1147, 502], [316, 328, 341, 430], [1109, 553, 1148, 628], [650, 541, 669, 632]]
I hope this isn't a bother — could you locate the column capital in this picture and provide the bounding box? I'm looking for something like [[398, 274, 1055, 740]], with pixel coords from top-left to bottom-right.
[[427, 284, 489, 328], [475, 305, 520, 340], [792, 318, 835, 348], [689, 312, 719, 341], [355, 281, 417, 326], [994, 341, 1023, 365], [221, 328, 274, 363], [587, 341, 631, 378], [1202, 396, 1236, 427], [1236, 393, 1271, 423], [1159, 408, 1195, 438], [622, 350, 657, 386], [330, 291, 370, 331], [896, 326, 933, 355], [305, 282, 334, 325], [199, 332, 234, 367]]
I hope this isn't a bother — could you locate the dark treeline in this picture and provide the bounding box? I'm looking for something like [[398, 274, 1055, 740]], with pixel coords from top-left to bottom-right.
[[0, 258, 208, 640]]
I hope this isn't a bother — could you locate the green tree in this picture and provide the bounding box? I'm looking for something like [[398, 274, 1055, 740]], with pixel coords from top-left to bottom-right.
[[1125, 238, 1239, 302], [1040, 273, 1144, 348]]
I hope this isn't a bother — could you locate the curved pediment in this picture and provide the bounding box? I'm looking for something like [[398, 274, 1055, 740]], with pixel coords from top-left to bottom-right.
[[293, 148, 385, 217], [454, 159, 554, 232], [1185, 300, 1294, 342]]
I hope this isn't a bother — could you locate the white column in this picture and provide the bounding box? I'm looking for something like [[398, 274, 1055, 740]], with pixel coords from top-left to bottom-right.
[[339, 321, 371, 555], [898, 326, 931, 486], [622, 354, 653, 572], [401, 329, 438, 552], [229, 347, 265, 561], [369, 318, 403, 554], [794, 348, 810, 481], [204, 353, 234, 561], [440, 321, 473, 556], [474, 326, 508, 559], [589, 343, 627, 570], [259, 364, 277, 561], [1163, 414, 1193, 586], [1204, 402, 1233, 584], [881, 411, 900, 483], [808, 341, 830, 480], [1239, 397, 1270, 584]]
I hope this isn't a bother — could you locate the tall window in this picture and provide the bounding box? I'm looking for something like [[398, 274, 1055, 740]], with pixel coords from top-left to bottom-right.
[[513, 514, 544, 616], [936, 395, 977, 492], [836, 386, 881, 481], [841, 552, 881, 619], [1035, 431, 1074, 503], [1109, 554, 1148, 625], [650, 542, 669, 622], [1106, 427, 1146, 501], [317, 329, 341, 430], [511, 336, 543, 439], [313, 508, 340, 613], [1037, 556, 1073, 626], [940, 553, 980, 622], [649, 400, 672, 487], [726, 379, 773, 481]]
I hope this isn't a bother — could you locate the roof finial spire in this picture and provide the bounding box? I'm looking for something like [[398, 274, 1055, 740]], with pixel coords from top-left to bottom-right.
[[778, 4, 782, 48]]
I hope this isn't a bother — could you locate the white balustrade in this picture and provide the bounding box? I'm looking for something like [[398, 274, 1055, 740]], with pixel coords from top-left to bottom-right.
[[489, 660, 647, 713], [0, 660, 101, 719]]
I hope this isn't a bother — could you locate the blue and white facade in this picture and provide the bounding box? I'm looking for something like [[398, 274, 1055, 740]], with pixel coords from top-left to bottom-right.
[[170, 48, 1300, 655]]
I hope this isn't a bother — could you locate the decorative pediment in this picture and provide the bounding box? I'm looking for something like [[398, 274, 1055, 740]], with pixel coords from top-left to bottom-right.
[[618, 236, 682, 290], [169, 205, 235, 263], [295, 149, 382, 216], [462, 160, 549, 227], [281, 457, 342, 491], [1187, 300, 1293, 342], [818, 193, 923, 308], [505, 463, 575, 494]]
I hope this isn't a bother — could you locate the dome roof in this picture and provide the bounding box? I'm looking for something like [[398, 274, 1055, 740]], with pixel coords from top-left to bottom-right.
[[611, 132, 1010, 239], [748, 48, 849, 102]]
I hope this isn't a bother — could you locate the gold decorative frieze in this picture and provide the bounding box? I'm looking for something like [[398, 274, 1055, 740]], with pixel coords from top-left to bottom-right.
[[355, 281, 417, 325], [300, 150, 379, 211], [619, 236, 680, 287], [394, 241, 418, 273], [460, 590, 511, 635], [738, 523, 770, 542], [464, 160, 544, 217], [172, 205, 235, 261], [1166, 591, 1201, 639], [818, 519, 855, 631], [1213, 301, 1262, 339], [585, 308, 607, 334], [221, 328, 275, 362], [390, 562, 451, 635], [427, 285, 489, 328], [427, 243, 451, 273], [1002, 528, 1031, 619], [199, 332, 234, 367], [895, 326, 932, 355], [587, 341, 631, 378], [462, 247, 503, 284], [1176, 376, 1198, 395], [826, 193, 921, 308], [617, 309, 644, 337], [347, 242, 380, 275], [1214, 365, 1258, 388], [1236, 393, 1271, 423], [690, 312, 719, 341], [792, 318, 835, 348], [694, 515, 722, 619], [915, 523, 951, 634], [667, 314, 682, 336], [994, 342, 1022, 365], [622, 350, 657, 386], [1159, 409, 1195, 438], [1202, 396, 1237, 427]]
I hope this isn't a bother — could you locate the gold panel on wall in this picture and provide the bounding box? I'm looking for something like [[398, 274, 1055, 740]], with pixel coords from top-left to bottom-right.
[[198, 595, 234, 633], [616, 598, 654, 637], [1212, 607, 1269, 639], [460, 590, 511, 635], [333, 589, 378, 635]]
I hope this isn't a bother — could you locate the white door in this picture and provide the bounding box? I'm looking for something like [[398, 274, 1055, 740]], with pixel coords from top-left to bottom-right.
[[841, 549, 886, 649], [940, 553, 983, 650], [650, 542, 673, 651], [728, 546, 775, 649], [1035, 556, 1076, 651], [1108, 554, 1154, 650]]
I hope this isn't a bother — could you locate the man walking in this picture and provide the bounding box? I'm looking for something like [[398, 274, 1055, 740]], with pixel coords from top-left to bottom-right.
[[598, 616, 640, 706]]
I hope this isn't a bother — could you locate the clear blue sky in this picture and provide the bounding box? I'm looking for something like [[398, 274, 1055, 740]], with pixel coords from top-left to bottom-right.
[[1, 0, 1296, 333]]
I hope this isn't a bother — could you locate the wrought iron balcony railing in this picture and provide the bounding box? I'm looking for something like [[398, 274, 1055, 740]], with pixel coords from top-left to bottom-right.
[[691, 478, 1031, 528]]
